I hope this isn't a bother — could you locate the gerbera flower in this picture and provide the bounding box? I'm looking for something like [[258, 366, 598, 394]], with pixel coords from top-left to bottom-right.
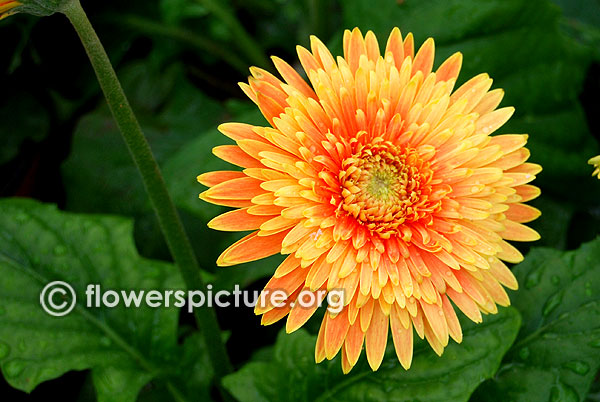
[[198, 28, 541, 373], [590, 155, 600, 179], [0, 1, 21, 19]]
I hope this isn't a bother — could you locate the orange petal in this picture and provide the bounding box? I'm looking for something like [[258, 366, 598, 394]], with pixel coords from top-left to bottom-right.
[[310, 35, 337, 72], [199, 193, 252, 208], [436, 52, 462, 82], [315, 315, 327, 363], [489, 258, 519, 290], [364, 30, 380, 62], [385, 27, 405, 67], [476, 107, 515, 135], [239, 82, 257, 103], [250, 80, 288, 116], [204, 177, 264, 200], [412, 37, 435, 76], [208, 208, 274, 231], [286, 288, 325, 332], [218, 122, 265, 142], [446, 288, 482, 323], [271, 55, 316, 99], [419, 299, 449, 347], [274, 254, 301, 278], [472, 88, 504, 115], [256, 267, 309, 314], [256, 91, 285, 125], [217, 230, 287, 266], [500, 220, 540, 242], [390, 305, 413, 369], [403, 32, 414, 59], [324, 308, 350, 359], [345, 27, 366, 72], [488, 134, 528, 154], [496, 239, 524, 263], [344, 321, 365, 366], [441, 294, 462, 343], [260, 288, 301, 325], [515, 184, 541, 202], [506, 162, 542, 176], [250, 65, 285, 88], [341, 346, 353, 374], [504, 203, 541, 223], [197, 171, 245, 187], [213, 145, 263, 168], [297, 45, 321, 75], [365, 302, 389, 370]]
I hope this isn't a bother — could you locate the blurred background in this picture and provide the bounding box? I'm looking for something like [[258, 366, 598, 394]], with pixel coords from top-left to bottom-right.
[[1, 0, 599, 400]]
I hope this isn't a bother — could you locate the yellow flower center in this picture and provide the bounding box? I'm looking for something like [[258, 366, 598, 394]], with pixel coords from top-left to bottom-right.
[[338, 141, 434, 238]]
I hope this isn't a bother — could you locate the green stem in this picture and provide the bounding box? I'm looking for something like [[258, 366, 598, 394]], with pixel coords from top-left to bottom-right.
[[195, 0, 269, 68], [61, 0, 232, 383], [117, 14, 249, 74]]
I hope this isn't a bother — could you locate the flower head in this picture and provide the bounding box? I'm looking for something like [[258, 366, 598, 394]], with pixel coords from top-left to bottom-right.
[[0, 1, 21, 19], [589, 155, 600, 179], [198, 28, 541, 373]]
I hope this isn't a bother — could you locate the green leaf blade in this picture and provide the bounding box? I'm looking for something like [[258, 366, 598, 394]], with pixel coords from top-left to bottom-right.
[[0, 198, 204, 401], [473, 238, 600, 401]]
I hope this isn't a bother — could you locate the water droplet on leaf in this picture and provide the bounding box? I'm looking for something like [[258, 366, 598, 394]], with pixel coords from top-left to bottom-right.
[[542, 292, 562, 316], [0, 342, 10, 359], [519, 347, 530, 360], [563, 361, 590, 375], [525, 269, 542, 289], [3, 359, 26, 378]]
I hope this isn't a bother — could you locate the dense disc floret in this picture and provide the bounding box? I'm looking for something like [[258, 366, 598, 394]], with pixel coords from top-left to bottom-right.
[[198, 28, 541, 373]]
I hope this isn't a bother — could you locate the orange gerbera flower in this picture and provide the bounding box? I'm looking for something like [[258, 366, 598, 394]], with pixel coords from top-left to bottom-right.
[[0, 0, 21, 19], [198, 28, 541, 373]]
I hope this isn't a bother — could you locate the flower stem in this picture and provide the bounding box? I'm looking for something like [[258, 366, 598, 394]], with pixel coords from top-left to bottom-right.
[[195, 0, 269, 68], [62, 0, 232, 381]]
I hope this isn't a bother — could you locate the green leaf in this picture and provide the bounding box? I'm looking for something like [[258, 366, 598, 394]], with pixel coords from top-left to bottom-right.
[[223, 307, 521, 402], [472, 238, 600, 401], [0, 198, 210, 401]]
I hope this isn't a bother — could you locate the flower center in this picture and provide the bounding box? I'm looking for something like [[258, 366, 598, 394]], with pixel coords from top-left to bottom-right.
[[338, 141, 433, 238]]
